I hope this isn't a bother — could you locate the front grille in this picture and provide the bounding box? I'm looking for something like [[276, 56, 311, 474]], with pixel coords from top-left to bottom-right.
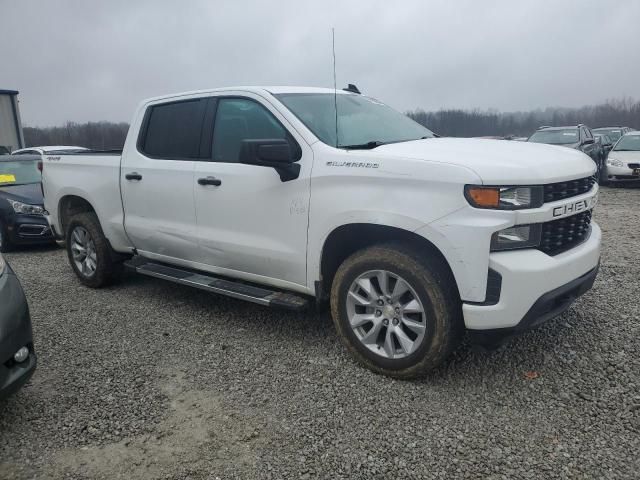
[[539, 210, 592, 255], [543, 176, 596, 203]]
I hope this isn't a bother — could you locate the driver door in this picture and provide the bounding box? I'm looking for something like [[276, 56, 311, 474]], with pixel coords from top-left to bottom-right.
[[193, 95, 312, 288]]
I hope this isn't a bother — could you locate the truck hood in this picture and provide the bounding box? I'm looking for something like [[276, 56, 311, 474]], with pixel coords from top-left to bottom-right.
[[370, 138, 596, 184]]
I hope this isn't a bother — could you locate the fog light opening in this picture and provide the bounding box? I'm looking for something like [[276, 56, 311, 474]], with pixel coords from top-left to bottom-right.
[[13, 346, 29, 363]]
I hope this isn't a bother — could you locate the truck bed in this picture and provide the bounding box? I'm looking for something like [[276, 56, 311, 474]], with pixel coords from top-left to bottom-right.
[[42, 151, 131, 251]]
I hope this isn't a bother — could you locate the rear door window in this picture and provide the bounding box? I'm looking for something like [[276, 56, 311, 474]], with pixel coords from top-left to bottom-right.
[[140, 99, 207, 159]]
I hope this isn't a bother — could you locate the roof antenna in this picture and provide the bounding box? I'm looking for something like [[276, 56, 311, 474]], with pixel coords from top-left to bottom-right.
[[332, 27, 339, 148]]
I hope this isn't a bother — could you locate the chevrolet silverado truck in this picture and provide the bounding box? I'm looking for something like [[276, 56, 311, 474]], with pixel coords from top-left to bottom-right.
[[42, 86, 601, 378]]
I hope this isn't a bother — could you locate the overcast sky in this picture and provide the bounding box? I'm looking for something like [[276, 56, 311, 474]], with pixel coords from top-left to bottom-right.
[[2, 0, 639, 126]]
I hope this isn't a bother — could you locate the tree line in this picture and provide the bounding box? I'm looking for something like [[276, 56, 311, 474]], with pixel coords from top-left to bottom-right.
[[407, 98, 640, 137], [23, 121, 130, 150], [23, 98, 640, 148]]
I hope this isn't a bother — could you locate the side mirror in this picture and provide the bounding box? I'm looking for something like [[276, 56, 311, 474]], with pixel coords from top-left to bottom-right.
[[239, 139, 301, 182]]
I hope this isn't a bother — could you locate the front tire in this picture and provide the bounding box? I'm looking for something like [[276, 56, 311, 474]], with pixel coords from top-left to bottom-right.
[[330, 244, 463, 378], [66, 212, 122, 288]]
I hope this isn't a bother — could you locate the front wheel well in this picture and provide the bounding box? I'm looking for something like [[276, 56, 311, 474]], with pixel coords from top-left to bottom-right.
[[58, 195, 96, 238], [318, 223, 457, 301]]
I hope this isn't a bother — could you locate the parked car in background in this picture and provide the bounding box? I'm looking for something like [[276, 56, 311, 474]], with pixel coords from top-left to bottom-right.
[[0, 253, 36, 399], [605, 131, 640, 183], [594, 133, 614, 157], [43, 86, 600, 377], [592, 126, 634, 144], [0, 155, 54, 252], [527, 125, 606, 182], [12, 145, 88, 155]]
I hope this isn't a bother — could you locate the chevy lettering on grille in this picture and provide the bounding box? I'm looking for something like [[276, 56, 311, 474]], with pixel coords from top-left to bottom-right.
[[552, 195, 598, 218]]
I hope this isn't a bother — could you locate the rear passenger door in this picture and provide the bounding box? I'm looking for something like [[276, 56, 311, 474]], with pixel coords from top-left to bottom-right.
[[192, 95, 312, 288], [121, 97, 212, 263]]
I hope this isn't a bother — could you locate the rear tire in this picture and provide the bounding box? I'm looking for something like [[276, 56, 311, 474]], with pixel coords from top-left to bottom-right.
[[330, 244, 463, 378], [65, 212, 122, 288]]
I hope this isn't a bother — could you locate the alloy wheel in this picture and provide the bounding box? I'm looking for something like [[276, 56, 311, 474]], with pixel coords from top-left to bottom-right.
[[346, 270, 427, 359], [70, 226, 97, 277]]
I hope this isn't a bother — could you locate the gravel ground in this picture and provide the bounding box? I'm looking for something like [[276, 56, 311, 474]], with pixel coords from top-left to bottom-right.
[[1, 185, 639, 479]]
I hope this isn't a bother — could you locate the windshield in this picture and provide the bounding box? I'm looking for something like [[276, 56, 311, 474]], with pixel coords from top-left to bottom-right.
[[0, 160, 41, 186], [275, 93, 434, 148], [613, 135, 640, 151], [528, 129, 579, 145], [593, 128, 622, 141]]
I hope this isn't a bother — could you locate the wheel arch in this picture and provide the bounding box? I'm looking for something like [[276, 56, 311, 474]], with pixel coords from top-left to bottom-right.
[[317, 223, 458, 301], [58, 195, 97, 238]]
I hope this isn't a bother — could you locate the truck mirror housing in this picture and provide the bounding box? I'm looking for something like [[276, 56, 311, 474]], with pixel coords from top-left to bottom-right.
[[239, 139, 300, 182]]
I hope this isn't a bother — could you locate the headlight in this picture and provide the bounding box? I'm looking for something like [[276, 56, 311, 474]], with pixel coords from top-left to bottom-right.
[[7, 199, 47, 216], [491, 224, 542, 251], [606, 157, 623, 167], [465, 185, 543, 210]]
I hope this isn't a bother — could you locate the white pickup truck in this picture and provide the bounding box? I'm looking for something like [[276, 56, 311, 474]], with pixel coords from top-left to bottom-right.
[[42, 86, 601, 377]]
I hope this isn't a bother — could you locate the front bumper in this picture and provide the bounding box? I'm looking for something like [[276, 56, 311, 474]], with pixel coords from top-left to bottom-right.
[[463, 221, 601, 333], [0, 266, 37, 400], [606, 164, 640, 182], [6, 213, 54, 246], [467, 265, 598, 347]]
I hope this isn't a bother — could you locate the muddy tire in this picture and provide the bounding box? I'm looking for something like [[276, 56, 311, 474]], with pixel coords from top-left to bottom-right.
[[65, 212, 122, 288], [330, 244, 463, 379]]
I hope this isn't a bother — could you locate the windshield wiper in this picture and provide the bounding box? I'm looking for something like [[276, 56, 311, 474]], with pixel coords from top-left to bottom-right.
[[340, 140, 387, 150]]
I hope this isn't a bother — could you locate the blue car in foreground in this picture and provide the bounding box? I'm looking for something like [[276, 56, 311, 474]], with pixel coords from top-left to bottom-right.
[[0, 253, 36, 399]]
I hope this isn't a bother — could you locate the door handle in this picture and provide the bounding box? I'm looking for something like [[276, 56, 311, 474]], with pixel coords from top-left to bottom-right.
[[198, 176, 222, 186], [125, 172, 143, 181]]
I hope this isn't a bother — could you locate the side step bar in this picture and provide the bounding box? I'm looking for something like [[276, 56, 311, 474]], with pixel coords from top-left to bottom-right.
[[124, 257, 309, 311]]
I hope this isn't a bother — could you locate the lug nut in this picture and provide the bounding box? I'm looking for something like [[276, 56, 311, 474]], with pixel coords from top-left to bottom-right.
[[375, 310, 382, 317], [377, 299, 384, 306], [392, 318, 399, 325], [383, 319, 389, 326], [394, 307, 400, 314]]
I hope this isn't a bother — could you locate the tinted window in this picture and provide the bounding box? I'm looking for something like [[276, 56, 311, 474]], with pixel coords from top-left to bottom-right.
[[212, 98, 289, 163], [141, 99, 207, 159]]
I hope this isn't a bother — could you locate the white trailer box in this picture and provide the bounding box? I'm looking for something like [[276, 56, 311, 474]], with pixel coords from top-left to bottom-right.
[[0, 89, 24, 154]]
